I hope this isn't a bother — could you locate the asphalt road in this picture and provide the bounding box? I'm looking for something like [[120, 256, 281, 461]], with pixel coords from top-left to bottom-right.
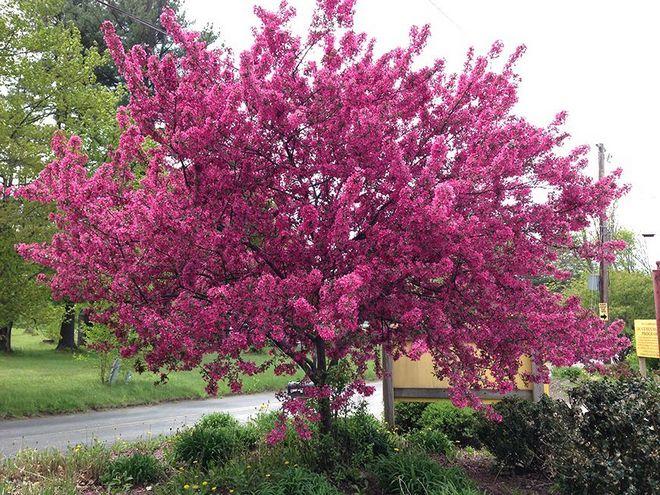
[[0, 383, 383, 457]]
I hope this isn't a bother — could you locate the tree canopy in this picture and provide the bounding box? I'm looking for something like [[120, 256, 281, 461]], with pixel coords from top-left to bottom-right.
[[17, 0, 627, 431]]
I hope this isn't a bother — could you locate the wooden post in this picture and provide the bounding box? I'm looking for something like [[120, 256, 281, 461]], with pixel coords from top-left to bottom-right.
[[653, 261, 660, 354], [531, 359, 544, 403], [382, 349, 395, 429], [639, 356, 648, 378]]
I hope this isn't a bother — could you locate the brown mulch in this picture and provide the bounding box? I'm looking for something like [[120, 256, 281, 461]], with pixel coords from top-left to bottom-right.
[[453, 450, 557, 495]]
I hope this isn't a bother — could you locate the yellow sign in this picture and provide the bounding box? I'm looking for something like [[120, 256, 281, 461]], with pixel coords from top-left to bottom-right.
[[634, 320, 659, 358], [598, 303, 609, 321]]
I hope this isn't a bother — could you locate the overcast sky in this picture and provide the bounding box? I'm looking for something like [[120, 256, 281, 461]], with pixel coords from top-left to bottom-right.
[[185, 0, 660, 263]]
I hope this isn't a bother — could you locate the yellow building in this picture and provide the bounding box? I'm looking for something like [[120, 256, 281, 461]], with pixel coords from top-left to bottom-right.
[[392, 354, 549, 403]]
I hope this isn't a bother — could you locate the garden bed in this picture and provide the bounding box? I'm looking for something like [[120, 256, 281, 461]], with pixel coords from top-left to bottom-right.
[[1, 374, 656, 495]]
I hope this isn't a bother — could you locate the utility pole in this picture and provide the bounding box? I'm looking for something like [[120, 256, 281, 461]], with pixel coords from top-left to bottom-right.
[[597, 144, 609, 319]]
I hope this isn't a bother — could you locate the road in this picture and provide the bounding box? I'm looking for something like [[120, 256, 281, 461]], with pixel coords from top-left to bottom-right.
[[0, 383, 383, 457]]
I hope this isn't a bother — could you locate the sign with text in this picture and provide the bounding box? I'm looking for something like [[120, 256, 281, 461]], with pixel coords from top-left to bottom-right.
[[598, 303, 608, 321], [634, 320, 659, 358]]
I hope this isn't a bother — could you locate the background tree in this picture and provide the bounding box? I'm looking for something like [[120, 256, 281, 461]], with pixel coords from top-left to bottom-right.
[[556, 222, 653, 330], [62, 0, 217, 88], [18, 1, 627, 432], [565, 270, 654, 336], [562, 224, 656, 369], [0, 0, 118, 351], [609, 228, 650, 273], [59, 0, 218, 345]]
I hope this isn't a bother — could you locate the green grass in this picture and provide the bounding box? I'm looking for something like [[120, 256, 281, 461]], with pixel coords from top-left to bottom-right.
[[0, 329, 311, 418]]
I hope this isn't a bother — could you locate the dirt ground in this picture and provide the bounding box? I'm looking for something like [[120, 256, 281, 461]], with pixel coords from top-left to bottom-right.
[[454, 450, 557, 495]]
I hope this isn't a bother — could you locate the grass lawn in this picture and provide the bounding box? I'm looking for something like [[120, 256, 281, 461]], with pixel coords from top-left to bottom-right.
[[0, 329, 311, 419]]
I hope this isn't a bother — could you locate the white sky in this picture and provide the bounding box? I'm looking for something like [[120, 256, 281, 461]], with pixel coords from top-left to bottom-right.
[[185, 0, 660, 263]]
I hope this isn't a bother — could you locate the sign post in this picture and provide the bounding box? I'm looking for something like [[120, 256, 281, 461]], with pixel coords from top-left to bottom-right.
[[653, 262, 660, 356], [634, 319, 659, 377]]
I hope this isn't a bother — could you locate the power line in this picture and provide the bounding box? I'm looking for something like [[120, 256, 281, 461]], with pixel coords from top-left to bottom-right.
[[92, 0, 168, 36], [424, 0, 464, 33]]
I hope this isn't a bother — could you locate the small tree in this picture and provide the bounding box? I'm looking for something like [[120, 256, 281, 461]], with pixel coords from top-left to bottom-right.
[[17, 1, 627, 432]]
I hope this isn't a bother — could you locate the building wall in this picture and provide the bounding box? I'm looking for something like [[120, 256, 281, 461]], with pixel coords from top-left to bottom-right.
[[392, 354, 549, 402]]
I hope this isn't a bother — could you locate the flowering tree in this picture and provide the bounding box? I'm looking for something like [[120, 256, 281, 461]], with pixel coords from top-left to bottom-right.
[[17, 0, 626, 433]]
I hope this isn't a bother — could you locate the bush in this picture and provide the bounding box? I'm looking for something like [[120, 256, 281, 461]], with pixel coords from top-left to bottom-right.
[[332, 409, 395, 465], [597, 360, 639, 380], [371, 452, 480, 495], [253, 466, 342, 495], [171, 416, 256, 468], [552, 365, 587, 382], [394, 401, 429, 434], [555, 377, 660, 495], [479, 396, 572, 474], [420, 402, 482, 448], [100, 452, 163, 488], [197, 412, 240, 430], [207, 457, 341, 495], [407, 428, 455, 457], [248, 410, 282, 437]]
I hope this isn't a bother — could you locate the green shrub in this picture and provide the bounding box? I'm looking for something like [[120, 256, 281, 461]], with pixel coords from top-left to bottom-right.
[[554, 377, 660, 495], [100, 452, 163, 488], [394, 401, 429, 434], [206, 457, 341, 495], [248, 410, 282, 437], [479, 396, 572, 474], [420, 402, 482, 448], [552, 365, 587, 382], [243, 409, 394, 486], [332, 409, 395, 465], [371, 452, 480, 495], [197, 412, 240, 430], [253, 466, 342, 495], [171, 419, 256, 468], [407, 428, 455, 457], [598, 360, 639, 379]]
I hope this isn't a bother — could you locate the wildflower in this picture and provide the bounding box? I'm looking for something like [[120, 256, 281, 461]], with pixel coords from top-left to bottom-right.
[[183, 484, 190, 490], [202, 481, 208, 486]]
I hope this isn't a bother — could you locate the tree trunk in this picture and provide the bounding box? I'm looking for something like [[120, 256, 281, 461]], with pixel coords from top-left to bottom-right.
[[314, 339, 333, 435], [318, 396, 333, 435], [0, 322, 12, 353], [77, 308, 91, 347], [56, 302, 76, 351]]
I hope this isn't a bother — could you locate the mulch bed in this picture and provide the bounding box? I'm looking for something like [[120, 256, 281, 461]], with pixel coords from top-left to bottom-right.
[[453, 450, 556, 495]]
